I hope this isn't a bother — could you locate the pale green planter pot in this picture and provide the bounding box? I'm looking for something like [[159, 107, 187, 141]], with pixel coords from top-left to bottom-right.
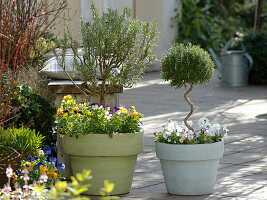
[[62, 130, 144, 195], [156, 141, 224, 195]]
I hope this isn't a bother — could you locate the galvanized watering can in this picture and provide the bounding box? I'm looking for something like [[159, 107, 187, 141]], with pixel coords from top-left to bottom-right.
[[208, 38, 253, 87]]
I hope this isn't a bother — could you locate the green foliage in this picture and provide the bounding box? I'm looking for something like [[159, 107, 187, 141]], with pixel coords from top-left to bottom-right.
[[10, 84, 57, 154], [174, 0, 264, 53], [55, 95, 142, 138], [242, 31, 267, 84], [161, 43, 215, 88], [0, 127, 44, 154], [57, 3, 158, 105]]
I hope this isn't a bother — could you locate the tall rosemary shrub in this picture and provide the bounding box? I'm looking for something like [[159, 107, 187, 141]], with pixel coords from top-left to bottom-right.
[[57, 3, 158, 105]]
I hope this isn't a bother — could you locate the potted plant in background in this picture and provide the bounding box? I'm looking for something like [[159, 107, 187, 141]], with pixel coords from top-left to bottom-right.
[[55, 3, 158, 195], [154, 43, 229, 195]]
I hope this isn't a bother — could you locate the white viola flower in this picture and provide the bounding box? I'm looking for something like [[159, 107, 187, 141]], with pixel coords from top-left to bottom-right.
[[105, 115, 112, 120], [163, 131, 171, 139], [182, 133, 188, 139], [208, 126, 216, 136], [187, 120, 193, 127], [92, 104, 99, 110], [223, 126, 229, 137], [99, 105, 103, 110], [213, 124, 221, 132], [204, 122, 212, 129], [188, 134, 194, 140], [176, 125, 183, 133], [179, 137, 184, 143], [167, 138, 171, 143], [116, 110, 121, 115], [197, 117, 209, 128], [166, 121, 177, 133], [6, 165, 13, 178], [181, 122, 189, 132]]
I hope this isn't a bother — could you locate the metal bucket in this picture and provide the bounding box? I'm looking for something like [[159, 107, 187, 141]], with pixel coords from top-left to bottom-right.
[[220, 38, 253, 87]]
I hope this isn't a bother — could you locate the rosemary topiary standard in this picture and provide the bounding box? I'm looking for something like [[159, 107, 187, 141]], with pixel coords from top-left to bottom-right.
[[57, 3, 158, 105], [161, 43, 215, 131]]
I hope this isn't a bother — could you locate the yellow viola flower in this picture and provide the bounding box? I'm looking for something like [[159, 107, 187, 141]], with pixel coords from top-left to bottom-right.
[[64, 113, 68, 117], [130, 106, 135, 111], [63, 94, 72, 102], [87, 111, 92, 115], [48, 171, 58, 180], [120, 107, 127, 115], [77, 113, 82, 118], [40, 165, 49, 175], [57, 108, 63, 117], [11, 173, 18, 180], [27, 164, 34, 171], [130, 112, 139, 118], [73, 107, 79, 112]]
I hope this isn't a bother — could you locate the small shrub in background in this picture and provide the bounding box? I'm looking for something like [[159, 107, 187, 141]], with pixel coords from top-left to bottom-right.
[[0, 127, 44, 154], [10, 84, 57, 154], [241, 31, 267, 84]]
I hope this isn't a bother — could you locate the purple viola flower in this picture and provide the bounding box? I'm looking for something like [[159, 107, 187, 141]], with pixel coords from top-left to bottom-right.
[[34, 156, 39, 161], [37, 162, 44, 167], [119, 104, 125, 108], [153, 132, 157, 136], [43, 146, 52, 155], [78, 111, 83, 115], [49, 157, 57, 166], [57, 163, 65, 172], [104, 105, 110, 110], [109, 112, 113, 116], [28, 155, 33, 162], [113, 107, 120, 112], [63, 109, 69, 113], [91, 102, 99, 106], [194, 138, 198, 143], [203, 136, 207, 141], [16, 170, 21, 175]]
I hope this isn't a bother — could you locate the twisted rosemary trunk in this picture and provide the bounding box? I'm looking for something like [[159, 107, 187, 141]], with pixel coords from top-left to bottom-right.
[[184, 83, 194, 131]]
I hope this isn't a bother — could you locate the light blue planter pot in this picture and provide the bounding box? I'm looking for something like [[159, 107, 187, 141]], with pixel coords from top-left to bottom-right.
[[156, 141, 224, 195]]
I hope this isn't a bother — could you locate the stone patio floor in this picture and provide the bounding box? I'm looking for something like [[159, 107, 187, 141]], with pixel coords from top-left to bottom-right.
[[90, 70, 267, 200]]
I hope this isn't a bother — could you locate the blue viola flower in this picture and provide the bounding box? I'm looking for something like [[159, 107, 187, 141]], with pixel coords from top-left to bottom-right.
[[49, 157, 57, 166], [16, 170, 21, 175], [57, 163, 65, 172], [43, 146, 52, 155], [28, 155, 33, 161], [34, 156, 39, 161], [37, 162, 44, 167]]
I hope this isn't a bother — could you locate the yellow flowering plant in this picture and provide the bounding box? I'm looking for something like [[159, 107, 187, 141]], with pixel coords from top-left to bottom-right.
[[55, 95, 143, 138]]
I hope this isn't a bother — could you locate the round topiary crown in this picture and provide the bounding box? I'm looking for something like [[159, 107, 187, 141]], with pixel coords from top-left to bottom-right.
[[161, 43, 215, 88]]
